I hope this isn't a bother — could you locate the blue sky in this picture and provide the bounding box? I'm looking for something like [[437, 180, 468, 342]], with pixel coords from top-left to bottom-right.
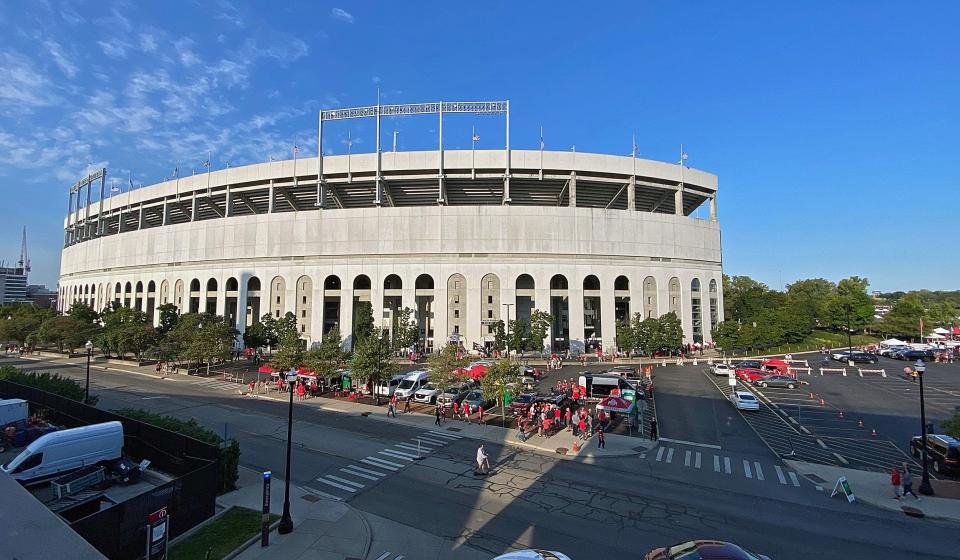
[[0, 1, 957, 292]]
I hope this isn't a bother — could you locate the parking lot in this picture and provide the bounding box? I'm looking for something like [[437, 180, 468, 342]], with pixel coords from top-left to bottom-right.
[[703, 355, 960, 477]]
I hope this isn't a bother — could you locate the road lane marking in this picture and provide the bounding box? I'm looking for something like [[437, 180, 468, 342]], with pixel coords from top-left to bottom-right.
[[656, 447, 665, 462], [381, 448, 418, 458], [695, 452, 702, 469], [315, 477, 358, 492], [427, 431, 463, 439], [713, 455, 720, 472], [775, 465, 787, 484], [396, 443, 431, 453], [375, 553, 392, 560], [743, 460, 752, 478], [724, 457, 732, 474], [340, 468, 381, 481], [326, 475, 364, 488], [416, 437, 446, 445], [379, 450, 414, 461], [665, 448, 674, 463], [754, 462, 764, 481], [789, 472, 800, 487], [362, 457, 401, 470], [684, 450, 691, 467], [344, 465, 387, 477], [656, 437, 722, 450]]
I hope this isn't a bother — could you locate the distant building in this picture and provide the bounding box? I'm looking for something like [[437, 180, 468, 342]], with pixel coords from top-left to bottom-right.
[[27, 284, 58, 309], [0, 266, 29, 304]]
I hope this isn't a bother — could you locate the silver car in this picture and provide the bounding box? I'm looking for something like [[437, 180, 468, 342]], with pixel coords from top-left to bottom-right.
[[435, 383, 471, 408]]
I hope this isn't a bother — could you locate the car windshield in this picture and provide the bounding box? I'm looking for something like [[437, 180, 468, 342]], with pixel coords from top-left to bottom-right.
[[420, 384, 435, 392], [947, 447, 960, 459], [515, 395, 535, 404], [739, 394, 756, 401], [398, 380, 415, 390]]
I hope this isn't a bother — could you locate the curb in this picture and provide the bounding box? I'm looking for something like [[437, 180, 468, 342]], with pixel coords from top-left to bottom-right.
[[222, 518, 282, 560]]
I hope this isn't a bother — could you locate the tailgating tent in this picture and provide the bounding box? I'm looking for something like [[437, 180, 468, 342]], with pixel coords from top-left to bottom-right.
[[596, 396, 636, 414], [933, 327, 950, 335], [926, 332, 946, 340], [880, 338, 907, 346]]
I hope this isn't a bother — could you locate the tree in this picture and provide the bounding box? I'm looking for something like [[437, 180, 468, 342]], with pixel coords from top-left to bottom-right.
[[823, 277, 873, 332], [37, 316, 87, 353], [425, 343, 470, 390], [270, 331, 305, 373], [260, 311, 298, 350], [508, 318, 531, 353], [304, 327, 344, 381], [528, 310, 552, 354], [478, 359, 520, 425], [492, 320, 507, 352], [185, 315, 236, 375], [119, 323, 159, 361], [353, 301, 375, 344], [927, 301, 958, 328], [243, 320, 269, 350], [711, 320, 742, 351], [67, 302, 100, 327], [785, 278, 835, 330], [723, 275, 777, 323], [97, 303, 150, 358], [391, 307, 419, 351], [0, 305, 54, 344], [634, 316, 661, 356], [942, 412, 960, 440], [615, 320, 635, 352], [156, 303, 179, 335], [882, 294, 927, 338], [350, 332, 395, 404], [658, 312, 684, 350]]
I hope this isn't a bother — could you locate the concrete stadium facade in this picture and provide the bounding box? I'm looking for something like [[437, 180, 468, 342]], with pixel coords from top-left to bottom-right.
[[58, 146, 723, 354]]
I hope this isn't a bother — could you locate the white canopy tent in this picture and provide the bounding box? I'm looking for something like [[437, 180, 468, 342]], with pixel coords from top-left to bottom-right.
[[880, 338, 907, 346], [933, 327, 951, 335], [926, 332, 946, 340]]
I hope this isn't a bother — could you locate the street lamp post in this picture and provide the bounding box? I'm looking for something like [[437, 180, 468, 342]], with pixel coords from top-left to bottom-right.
[[915, 359, 934, 496], [84, 340, 93, 404], [502, 303, 514, 361], [277, 368, 298, 534]]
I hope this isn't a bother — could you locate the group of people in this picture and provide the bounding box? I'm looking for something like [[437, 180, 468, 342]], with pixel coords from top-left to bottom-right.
[[3, 345, 33, 356], [890, 463, 921, 500]]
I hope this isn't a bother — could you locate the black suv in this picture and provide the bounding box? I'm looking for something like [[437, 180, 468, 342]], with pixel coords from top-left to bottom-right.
[[910, 434, 960, 475]]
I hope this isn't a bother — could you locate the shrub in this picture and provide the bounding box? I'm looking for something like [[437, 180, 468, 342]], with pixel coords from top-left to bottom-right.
[[0, 365, 99, 405]]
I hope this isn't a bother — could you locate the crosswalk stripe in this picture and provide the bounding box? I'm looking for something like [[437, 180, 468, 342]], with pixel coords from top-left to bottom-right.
[[695, 452, 702, 469], [684, 450, 691, 467], [302, 486, 344, 502], [775, 465, 787, 485], [344, 465, 387, 477], [656, 447, 665, 462], [788, 471, 800, 487], [416, 437, 446, 445], [754, 462, 764, 481], [362, 457, 401, 470], [724, 457, 732, 474], [381, 448, 418, 458], [315, 477, 358, 492], [713, 455, 720, 472], [374, 552, 391, 560], [743, 460, 752, 479], [427, 431, 463, 439], [395, 443, 431, 453], [340, 468, 381, 481], [379, 450, 414, 462], [666, 448, 674, 463], [326, 475, 364, 489]]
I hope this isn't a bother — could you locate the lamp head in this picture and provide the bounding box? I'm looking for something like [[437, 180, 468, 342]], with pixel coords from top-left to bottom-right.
[[85, 340, 93, 351], [914, 359, 925, 373]]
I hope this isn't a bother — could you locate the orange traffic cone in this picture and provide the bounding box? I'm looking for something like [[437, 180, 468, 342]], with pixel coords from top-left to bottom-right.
[[871, 429, 878, 438], [858, 419, 864, 428], [572, 439, 581, 453]]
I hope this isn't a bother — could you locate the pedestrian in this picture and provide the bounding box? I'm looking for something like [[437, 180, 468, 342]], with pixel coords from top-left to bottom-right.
[[155, 362, 161, 374], [578, 416, 587, 440], [890, 467, 901, 499], [478, 404, 484, 424], [404, 394, 412, 413], [564, 407, 572, 429], [901, 465, 919, 500], [649, 419, 658, 441], [452, 401, 460, 420], [553, 406, 561, 427], [463, 402, 472, 423], [476, 443, 490, 475], [388, 395, 397, 418], [296, 382, 306, 401], [597, 426, 605, 449], [435, 404, 442, 426]]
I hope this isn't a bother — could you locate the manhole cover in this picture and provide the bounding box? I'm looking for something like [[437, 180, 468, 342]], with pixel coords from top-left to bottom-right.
[[804, 474, 827, 484], [301, 494, 321, 503], [632, 446, 648, 453], [901, 506, 924, 518], [360, 412, 370, 417], [446, 427, 462, 432], [556, 448, 568, 455]]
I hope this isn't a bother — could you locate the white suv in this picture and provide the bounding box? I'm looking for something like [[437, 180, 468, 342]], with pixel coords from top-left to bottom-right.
[[413, 384, 441, 404]]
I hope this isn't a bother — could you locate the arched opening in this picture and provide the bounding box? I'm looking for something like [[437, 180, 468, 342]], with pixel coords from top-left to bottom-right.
[[383, 274, 402, 290], [709, 279, 719, 332], [515, 274, 535, 326], [189, 279, 200, 292], [447, 274, 467, 345], [209, 278, 223, 316], [323, 275, 341, 334], [583, 275, 602, 348], [415, 274, 434, 290], [353, 275, 371, 290], [352, 275, 372, 342], [247, 277, 261, 292], [145, 281, 156, 317], [583, 275, 600, 291], [246, 276, 261, 328], [147, 280, 156, 292], [208, 278, 220, 292], [189, 279, 201, 313], [643, 276, 657, 319], [382, 275, 402, 335], [549, 275, 569, 351], [614, 275, 630, 323], [124, 282, 132, 308], [134, 282, 145, 313], [174, 280, 185, 312], [415, 274, 435, 351], [691, 278, 703, 343]]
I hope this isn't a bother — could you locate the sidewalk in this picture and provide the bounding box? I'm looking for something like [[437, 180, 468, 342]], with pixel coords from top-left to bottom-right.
[[787, 460, 960, 522]]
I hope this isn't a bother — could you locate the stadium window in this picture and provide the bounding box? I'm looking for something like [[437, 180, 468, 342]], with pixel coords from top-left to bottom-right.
[[454, 295, 459, 304], [454, 281, 460, 290], [488, 281, 494, 290], [302, 310, 306, 318], [301, 325, 305, 332], [487, 295, 493, 304], [276, 296, 280, 304], [302, 296, 307, 304], [454, 310, 460, 318], [487, 310, 493, 319], [275, 310, 280, 318]]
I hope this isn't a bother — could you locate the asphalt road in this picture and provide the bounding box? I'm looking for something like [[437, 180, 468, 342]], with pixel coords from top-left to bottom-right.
[[4, 355, 960, 559]]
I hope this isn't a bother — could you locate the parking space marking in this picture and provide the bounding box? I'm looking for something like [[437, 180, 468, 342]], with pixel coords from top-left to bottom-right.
[[666, 448, 675, 463], [684, 450, 691, 467], [713, 455, 721, 472], [743, 460, 752, 479], [724, 457, 732, 474], [656, 447, 665, 462], [788, 472, 800, 487], [775, 465, 787, 484], [754, 462, 764, 481], [695, 452, 702, 469]]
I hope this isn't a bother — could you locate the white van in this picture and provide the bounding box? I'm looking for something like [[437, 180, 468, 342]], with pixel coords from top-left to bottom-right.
[[1, 421, 124, 483], [577, 374, 640, 401], [393, 370, 429, 399], [374, 374, 407, 398]]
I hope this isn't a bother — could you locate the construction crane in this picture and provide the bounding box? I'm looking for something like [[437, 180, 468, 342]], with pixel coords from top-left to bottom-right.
[[18, 226, 30, 273]]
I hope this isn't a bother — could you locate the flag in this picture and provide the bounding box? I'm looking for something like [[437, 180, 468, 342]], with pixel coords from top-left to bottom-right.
[[110, 184, 120, 193], [129, 178, 134, 191], [293, 144, 301, 156], [171, 167, 179, 178], [202, 159, 210, 168], [681, 152, 689, 161], [539, 126, 544, 150], [472, 133, 480, 142]]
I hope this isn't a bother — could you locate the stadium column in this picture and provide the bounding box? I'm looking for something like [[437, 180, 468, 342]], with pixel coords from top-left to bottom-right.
[[569, 172, 577, 207], [162, 197, 170, 225], [433, 282, 448, 349], [465, 272, 482, 352], [627, 176, 636, 210], [600, 282, 616, 355], [709, 194, 717, 221], [340, 284, 354, 351], [191, 193, 199, 221], [215, 284, 226, 322], [674, 185, 683, 216], [568, 283, 585, 354]]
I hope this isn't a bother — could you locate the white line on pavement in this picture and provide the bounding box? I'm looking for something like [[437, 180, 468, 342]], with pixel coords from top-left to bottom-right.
[[656, 447, 665, 462], [713, 455, 720, 472], [416, 437, 446, 445], [375, 552, 391, 560], [302, 486, 344, 502], [315, 477, 358, 492], [427, 431, 463, 439], [378, 450, 414, 461], [656, 437, 722, 450], [724, 457, 732, 474], [362, 457, 401, 470], [754, 462, 764, 481], [775, 465, 787, 485], [666, 448, 674, 463], [395, 443, 431, 453], [789, 472, 800, 487], [340, 468, 381, 481], [344, 465, 388, 477], [381, 448, 418, 458], [326, 475, 365, 489], [684, 450, 691, 467]]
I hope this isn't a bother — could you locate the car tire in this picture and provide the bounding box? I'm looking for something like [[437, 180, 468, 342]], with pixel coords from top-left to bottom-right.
[[787, 383, 795, 389]]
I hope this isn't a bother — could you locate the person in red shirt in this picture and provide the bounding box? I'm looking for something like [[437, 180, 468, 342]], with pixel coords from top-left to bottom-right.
[[478, 405, 484, 424], [463, 402, 471, 423], [572, 387, 580, 401], [564, 407, 572, 429], [578, 417, 587, 440], [452, 401, 460, 419], [553, 407, 561, 425], [296, 382, 306, 401]]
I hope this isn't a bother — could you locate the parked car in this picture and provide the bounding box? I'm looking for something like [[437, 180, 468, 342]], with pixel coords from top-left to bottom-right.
[[608, 365, 639, 378], [734, 367, 766, 383], [393, 370, 430, 399], [508, 392, 538, 417], [645, 540, 770, 560], [879, 345, 909, 357], [1, 421, 124, 483], [832, 351, 877, 364], [535, 392, 570, 408], [894, 349, 935, 361], [436, 383, 472, 408], [753, 375, 798, 389], [910, 434, 960, 475], [729, 391, 760, 411], [710, 363, 732, 376], [733, 360, 761, 369], [494, 550, 572, 560], [830, 350, 852, 361], [413, 383, 442, 404], [461, 390, 493, 410]]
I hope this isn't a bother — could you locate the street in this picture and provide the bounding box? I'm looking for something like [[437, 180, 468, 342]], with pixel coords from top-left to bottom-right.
[[5, 354, 960, 559]]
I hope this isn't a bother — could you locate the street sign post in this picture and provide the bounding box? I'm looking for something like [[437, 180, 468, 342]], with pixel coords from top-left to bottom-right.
[[145, 507, 169, 560], [261, 471, 272, 547]]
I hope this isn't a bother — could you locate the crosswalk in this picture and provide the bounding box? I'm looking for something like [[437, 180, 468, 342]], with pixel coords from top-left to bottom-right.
[[373, 552, 405, 560], [190, 378, 244, 391], [651, 445, 802, 488], [308, 429, 465, 499]]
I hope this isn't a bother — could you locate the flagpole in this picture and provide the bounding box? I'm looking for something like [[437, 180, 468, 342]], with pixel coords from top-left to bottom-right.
[[206, 150, 212, 196], [175, 163, 180, 201], [293, 140, 298, 188], [471, 125, 476, 180], [539, 125, 544, 181], [347, 131, 352, 182]]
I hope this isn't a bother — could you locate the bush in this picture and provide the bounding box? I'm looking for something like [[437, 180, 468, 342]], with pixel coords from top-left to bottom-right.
[[0, 365, 99, 405], [113, 407, 239, 493]]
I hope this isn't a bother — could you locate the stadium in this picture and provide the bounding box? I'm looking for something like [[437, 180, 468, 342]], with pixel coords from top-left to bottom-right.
[[58, 100, 723, 354]]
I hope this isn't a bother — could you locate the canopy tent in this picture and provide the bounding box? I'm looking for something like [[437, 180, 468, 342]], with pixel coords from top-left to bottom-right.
[[596, 395, 636, 414], [926, 332, 946, 340], [933, 327, 951, 335], [880, 338, 907, 346]]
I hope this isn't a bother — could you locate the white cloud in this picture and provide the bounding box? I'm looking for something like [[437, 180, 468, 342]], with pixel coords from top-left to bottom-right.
[[97, 39, 128, 59], [372, 76, 381, 84], [44, 40, 78, 78], [242, 37, 309, 65], [140, 34, 158, 53], [174, 38, 200, 67], [60, 4, 84, 25], [0, 51, 60, 110], [214, 0, 245, 28], [330, 8, 354, 23]]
